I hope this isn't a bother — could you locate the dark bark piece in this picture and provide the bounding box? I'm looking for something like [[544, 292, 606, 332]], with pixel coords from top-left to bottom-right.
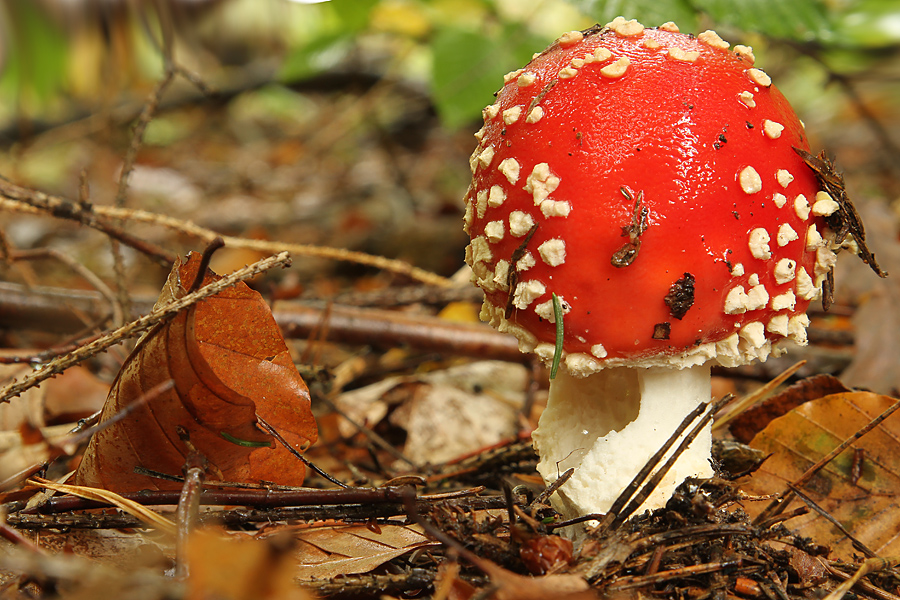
[[665, 273, 696, 320]]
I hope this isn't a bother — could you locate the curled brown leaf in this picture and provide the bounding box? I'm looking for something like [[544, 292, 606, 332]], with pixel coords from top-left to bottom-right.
[[75, 253, 317, 492]]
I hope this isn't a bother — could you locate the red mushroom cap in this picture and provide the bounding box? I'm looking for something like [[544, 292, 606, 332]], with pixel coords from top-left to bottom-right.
[[464, 19, 836, 375]]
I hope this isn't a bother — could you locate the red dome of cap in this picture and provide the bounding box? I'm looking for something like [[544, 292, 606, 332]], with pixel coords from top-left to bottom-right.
[[464, 20, 835, 375]]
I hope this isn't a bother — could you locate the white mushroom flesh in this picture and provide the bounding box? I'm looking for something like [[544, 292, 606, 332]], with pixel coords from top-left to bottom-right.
[[533, 365, 714, 523]]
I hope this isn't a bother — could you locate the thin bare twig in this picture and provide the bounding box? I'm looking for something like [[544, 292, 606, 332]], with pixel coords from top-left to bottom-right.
[[27, 477, 176, 534], [16, 484, 486, 515], [174, 427, 206, 579], [315, 392, 419, 470], [115, 68, 176, 209], [0, 193, 175, 267], [612, 397, 730, 530], [593, 396, 731, 535], [256, 414, 350, 488], [0, 197, 451, 287], [109, 28, 176, 323], [86, 205, 453, 287], [7, 494, 508, 532], [0, 329, 107, 366], [787, 484, 876, 558], [822, 557, 900, 600], [534, 467, 574, 507], [606, 558, 750, 591], [11, 247, 123, 326]]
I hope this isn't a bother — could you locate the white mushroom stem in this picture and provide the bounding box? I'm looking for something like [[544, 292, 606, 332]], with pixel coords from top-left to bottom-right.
[[532, 364, 714, 524]]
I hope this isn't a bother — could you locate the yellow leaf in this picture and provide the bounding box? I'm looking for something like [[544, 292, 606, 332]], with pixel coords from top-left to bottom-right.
[[370, 0, 431, 38], [289, 523, 437, 579], [437, 301, 481, 323]]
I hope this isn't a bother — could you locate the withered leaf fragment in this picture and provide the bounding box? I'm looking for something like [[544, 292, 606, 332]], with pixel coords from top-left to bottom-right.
[[505, 223, 540, 319], [793, 147, 887, 279], [664, 273, 695, 320], [652, 322, 671, 340], [611, 187, 648, 268]]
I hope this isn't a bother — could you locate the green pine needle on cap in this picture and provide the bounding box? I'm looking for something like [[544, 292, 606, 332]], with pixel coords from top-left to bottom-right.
[[550, 293, 564, 379]]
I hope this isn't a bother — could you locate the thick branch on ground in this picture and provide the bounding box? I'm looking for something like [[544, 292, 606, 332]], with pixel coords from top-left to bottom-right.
[[6, 488, 507, 531], [0, 282, 522, 363], [276, 301, 521, 361]]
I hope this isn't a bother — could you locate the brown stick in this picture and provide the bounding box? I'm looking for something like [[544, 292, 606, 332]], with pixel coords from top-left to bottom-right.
[[0, 282, 130, 335], [0, 282, 519, 361], [174, 432, 206, 579], [7, 494, 509, 533], [10, 247, 123, 326], [276, 301, 521, 361], [19, 484, 488, 514]]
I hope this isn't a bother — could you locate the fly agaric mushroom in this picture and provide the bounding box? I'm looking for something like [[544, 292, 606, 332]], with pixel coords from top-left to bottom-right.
[[463, 18, 882, 524]]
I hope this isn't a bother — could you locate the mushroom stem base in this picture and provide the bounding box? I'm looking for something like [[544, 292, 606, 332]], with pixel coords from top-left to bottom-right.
[[532, 364, 714, 524]]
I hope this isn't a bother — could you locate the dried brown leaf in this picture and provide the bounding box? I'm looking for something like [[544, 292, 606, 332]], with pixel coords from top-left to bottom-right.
[[728, 374, 850, 444], [741, 392, 900, 557], [288, 523, 437, 580], [26, 527, 171, 570], [75, 252, 317, 492]]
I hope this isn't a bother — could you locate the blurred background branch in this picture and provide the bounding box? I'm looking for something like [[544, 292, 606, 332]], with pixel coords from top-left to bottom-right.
[[0, 0, 896, 138]]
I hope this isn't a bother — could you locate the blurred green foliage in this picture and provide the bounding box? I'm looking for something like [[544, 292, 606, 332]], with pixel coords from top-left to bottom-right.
[[430, 24, 549, 128], [0, 1, 69, 116], [571, 0, 699, 31], [691, 0, 832, 41], [289, 0, 899, 128], [0, 0, 897, 132]]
